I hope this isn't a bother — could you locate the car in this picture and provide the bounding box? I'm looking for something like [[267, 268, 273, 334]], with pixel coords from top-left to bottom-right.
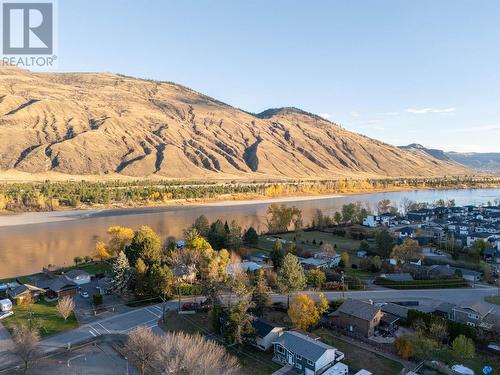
[[80, 291, 89, 298]]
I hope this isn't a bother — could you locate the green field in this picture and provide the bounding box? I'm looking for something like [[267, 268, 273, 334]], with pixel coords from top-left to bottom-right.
[[485, 296, 500, 305], [314, 328, 403, 375], [256, 230, 367, 259], [62, 261, 112, 275], [2, 300, 78, 337]]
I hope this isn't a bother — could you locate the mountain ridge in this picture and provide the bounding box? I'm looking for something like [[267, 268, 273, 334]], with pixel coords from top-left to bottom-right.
[[0, 66, 471, 180]]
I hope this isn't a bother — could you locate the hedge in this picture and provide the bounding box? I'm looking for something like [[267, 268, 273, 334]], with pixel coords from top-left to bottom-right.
[[174, 283, 203, 296], [374, 277, 467, 289]]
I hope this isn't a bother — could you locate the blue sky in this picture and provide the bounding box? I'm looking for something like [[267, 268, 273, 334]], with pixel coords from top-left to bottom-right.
[[57, 0, 499, 152]]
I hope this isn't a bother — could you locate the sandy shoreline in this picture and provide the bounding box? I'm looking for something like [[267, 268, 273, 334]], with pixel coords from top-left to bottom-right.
[[0, 194, 344, 227]]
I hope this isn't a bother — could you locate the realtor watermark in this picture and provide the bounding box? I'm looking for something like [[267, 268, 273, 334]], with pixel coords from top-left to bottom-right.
[[1, 0, 57, 69]]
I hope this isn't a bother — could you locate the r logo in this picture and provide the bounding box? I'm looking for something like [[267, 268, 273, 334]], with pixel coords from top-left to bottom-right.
[[2, 2, 53, 54]]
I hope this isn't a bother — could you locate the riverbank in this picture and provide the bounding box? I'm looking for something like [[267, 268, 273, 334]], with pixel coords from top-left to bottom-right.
[[2, 182, 500, 227]]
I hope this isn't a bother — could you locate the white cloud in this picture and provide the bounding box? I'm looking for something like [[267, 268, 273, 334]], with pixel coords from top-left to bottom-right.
[[406, 107, 456, 114], [350, 111, 360, 117], [383, 111, 399, 116]]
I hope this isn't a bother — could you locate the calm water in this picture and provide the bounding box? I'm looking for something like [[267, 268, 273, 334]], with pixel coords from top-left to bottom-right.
[[0, 188, 499, 278]]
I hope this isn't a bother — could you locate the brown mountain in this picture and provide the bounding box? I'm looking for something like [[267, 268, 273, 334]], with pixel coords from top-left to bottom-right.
[[0, 66, 469, 180]]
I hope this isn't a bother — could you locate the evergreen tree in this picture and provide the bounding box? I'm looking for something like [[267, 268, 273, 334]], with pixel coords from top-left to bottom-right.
[[278, 253, 306, 307], [252, 269, 271, 316], [112, 251, 130, 293], [270, 240, 284, 270], [242, 227, 259, 246]]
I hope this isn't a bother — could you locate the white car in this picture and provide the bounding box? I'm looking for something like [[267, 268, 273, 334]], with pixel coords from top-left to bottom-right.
[[80, 291, 89, 298]]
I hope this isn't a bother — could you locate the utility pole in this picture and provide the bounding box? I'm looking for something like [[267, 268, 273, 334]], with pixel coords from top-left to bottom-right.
[[341, 271, 345, 298], [161, 292, 167, 323]]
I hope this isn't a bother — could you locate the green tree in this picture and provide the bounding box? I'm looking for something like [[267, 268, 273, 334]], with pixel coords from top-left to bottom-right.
[[190, 215, 210, 238], [252, 269, 271, 316], [270, 240, 285, 270], [306, 269, 326, 289], [471, 239, 487, 259], [359, 240, 370, 252], [375, 230, 394, 258], [207, 219, 229, 250], [126, 226, 162, 268], [278, 254, 306, 307], [227, 220, 242, 250], [224, 300, 255, 345], [242, 227, 259, 246], [452, 335, 475, 359]]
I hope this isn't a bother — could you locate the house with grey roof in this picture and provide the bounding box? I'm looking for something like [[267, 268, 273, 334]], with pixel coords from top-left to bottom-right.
[[64, 269, 91, 285], [272, 331, 343, 374], [381, 303, 410, 323], [452, 303, 494, 327], [252, 318, 284, 351], [37, 276, 78, 299], [330, 299, 383, 337]]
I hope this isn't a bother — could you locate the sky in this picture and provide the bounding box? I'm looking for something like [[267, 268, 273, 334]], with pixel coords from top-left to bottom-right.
[[54, 0, 500, 152]]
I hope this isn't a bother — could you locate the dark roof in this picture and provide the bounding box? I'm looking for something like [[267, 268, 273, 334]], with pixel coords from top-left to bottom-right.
[[273, 331, 335, 362], [336, 299, 381, 321], [434, 302, 456, 314], [380, 313, 400, 325], [381, 273, 414, 282], [381, 303, 409, 319], [252, 318, 281, 338], [37, 276, 77, 292], [7, 285, 29, 298]]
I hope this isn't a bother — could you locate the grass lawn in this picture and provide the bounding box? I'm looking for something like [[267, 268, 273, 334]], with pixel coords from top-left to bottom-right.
[[161, 311, 280, 375], [485, 296, 500, 305], [63, 261, 112, 275], [2, 300, 78, 337], [256, 230, 366, 259], [314, 328, 403, 375], [433, 347, 499, 374]]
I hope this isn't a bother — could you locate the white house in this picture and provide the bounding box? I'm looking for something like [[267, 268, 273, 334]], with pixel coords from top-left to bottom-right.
[[0, 299, 12, 312], [227, 260, 261, 275], [354, 371, 373, 375], [301, 252, 341, 270], [252, 318, 284, 351], [323, 363, 348, 375], [362, 215, 379, 228]]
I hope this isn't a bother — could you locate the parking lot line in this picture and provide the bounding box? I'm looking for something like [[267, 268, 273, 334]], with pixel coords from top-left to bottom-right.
[[97, 322, 111, 334]]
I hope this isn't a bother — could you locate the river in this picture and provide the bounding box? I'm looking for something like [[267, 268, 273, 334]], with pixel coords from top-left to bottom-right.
[[0, 188, 499, 279]]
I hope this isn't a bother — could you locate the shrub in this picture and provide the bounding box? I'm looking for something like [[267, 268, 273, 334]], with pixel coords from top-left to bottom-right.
[[93, 293, 103, 306], [174, 283, 203, 296]]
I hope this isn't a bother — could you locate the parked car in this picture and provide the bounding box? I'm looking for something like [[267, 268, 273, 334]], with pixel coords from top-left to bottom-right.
[[80, 291, 89, 298]]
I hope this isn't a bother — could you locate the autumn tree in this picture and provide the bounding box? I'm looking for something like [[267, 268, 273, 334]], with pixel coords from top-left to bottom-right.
[[267, 204, 302, 233], [56, 296, 75, 321], [429, 319, 448, 345], [394, 335, 415, 360], [306, 269, 326, 289], [340, 252, 350, 268], [377, 199, 391, 214], [391, 239, 423, 264], [12, 323, 40, 375], [278, 254, 306, 307], [95, 241, 111, 260], [158, 331, 240, 375], [107, 226, 134, 256], [124, 326, 160, 375], [452, 335, 475, 359], [288, 293, 328, 330]]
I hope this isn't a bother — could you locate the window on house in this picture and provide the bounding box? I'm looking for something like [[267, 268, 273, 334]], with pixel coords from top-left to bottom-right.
[[296, 355, 302, 360], [307, 359, 314, 366], [295, 363, 302, 369], [276, 345, 284, 354]]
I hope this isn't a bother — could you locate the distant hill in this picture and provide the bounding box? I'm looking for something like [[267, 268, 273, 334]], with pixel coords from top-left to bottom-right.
[[0, 66, 470, 180], [400, 144, 500, 172]]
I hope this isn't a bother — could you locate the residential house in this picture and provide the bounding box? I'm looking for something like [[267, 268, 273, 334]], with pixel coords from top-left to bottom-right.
[[362, 215, 380, 228], [452, 303, 494, 327], [394, 226, 414, 239], [227, 260, 261, 275], [301, 252, 341, 270], [354, 370, 373, 375], [37, 276, 78, 299], [379, 213, 397, 226], [272, 330, 343, 374], [6, 284, 45, 304], [381, 303, 410, 323], [252, 318, 284, 351], [323, 363, 348, 375], [63, 269, 91, 285], [407, 209, 433, 223], [434, 302, 456, 320], [467, 232, 493, 247], [331, 299, 383, 337]]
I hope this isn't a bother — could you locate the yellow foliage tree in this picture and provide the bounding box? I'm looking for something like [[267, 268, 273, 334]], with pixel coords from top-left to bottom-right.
[[317, 293, 329, 315], [95, 241, 111, 260], [107, 226, 134, 256], [288, 293, 320, 330]]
